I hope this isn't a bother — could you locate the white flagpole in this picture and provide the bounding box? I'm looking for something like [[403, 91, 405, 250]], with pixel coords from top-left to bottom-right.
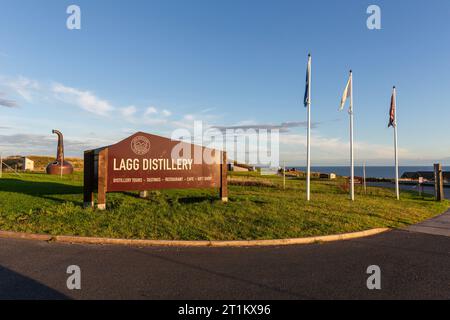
[[349, 70, 354, 201], [306, 54, 311, 201], [393, 86, 399, 200], [363, 161, 367, 194]]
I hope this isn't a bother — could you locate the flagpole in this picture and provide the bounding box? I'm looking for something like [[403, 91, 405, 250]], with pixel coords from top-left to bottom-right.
[[306, 54, 311, 201], [393, 86, 399, 200], [363, 161, 367, 194], [349, 70, 354, 201]]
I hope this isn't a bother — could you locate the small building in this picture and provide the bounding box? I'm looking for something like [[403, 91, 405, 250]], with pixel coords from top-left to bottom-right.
[[311, 172, 321, 178], [320, 173, 336, 180], [401, 172, 419, 180], [2, 156, 34, 171], [231, 164, 249, 172], [285, 168, 305, 178], [227, 162, 255, 172]]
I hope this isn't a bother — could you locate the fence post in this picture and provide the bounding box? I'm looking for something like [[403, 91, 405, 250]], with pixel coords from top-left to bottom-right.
[[434, 163, 444, 201], [83, 150, 95, 208], [139, 191, 148, 198], [220, 151, 228, 202], [97, 148, 108, 210]]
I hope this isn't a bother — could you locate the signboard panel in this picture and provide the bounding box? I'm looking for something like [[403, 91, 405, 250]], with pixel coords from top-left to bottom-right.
[[84, 132, 227, 210], [107, 133, 221, 192]]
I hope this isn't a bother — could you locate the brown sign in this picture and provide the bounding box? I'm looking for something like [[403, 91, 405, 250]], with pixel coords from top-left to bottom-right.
[[83, 132, 228, 210]]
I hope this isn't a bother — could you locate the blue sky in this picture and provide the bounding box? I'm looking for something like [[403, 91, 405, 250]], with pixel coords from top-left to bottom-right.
[[0, 0, 449, 165]]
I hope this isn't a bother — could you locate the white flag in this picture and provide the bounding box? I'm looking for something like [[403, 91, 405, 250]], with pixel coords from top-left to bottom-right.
[[339, 73, 352, 112]]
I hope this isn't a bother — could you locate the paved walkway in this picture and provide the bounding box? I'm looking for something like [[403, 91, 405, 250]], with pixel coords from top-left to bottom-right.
[[406, 209, 450, 237]]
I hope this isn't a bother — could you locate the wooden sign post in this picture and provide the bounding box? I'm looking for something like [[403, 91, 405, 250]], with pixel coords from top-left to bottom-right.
[[84, 132, 228, 210]]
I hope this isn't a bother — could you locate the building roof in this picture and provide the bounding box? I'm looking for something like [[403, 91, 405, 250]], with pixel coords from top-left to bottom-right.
[[401, 171, 450, 180]]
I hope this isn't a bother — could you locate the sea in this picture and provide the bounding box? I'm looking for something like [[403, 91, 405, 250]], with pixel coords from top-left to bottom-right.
[[291, 166, 449, 179]]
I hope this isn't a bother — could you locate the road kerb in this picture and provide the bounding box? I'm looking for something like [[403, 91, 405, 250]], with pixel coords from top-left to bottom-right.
[[0, 228, 390, 247], [0, 230, 53, 241]]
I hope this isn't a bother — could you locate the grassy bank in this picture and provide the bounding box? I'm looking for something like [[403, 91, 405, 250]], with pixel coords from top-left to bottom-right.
[[0, 172, 447, 240]]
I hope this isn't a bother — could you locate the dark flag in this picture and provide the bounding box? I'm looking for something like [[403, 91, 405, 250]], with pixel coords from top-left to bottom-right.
[[389, 86, 400, 200], [304, 54, 311, 107], [388, 86, 396, 127]]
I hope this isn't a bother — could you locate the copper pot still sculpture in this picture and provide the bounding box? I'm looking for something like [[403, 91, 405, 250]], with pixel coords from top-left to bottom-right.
[[46, 129, 74, 175]]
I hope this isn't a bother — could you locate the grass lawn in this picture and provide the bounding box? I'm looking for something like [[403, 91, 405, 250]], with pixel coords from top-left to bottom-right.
[[0, 171, 448, 240]]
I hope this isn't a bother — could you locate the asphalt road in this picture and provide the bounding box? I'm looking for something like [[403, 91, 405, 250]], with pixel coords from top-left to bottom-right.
[[1, 215, 450, 299]]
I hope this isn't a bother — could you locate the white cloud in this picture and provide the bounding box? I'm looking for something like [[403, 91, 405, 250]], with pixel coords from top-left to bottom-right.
[[144, 106, 171, 117], [7, 76, 40, 102], [145, 106, 158, 115], [121, 105, 137, 117], [170, 114, 199, 130], [119, 105, 170, 126], [136, 106, 172, 125], [52, 83, 114, 116]]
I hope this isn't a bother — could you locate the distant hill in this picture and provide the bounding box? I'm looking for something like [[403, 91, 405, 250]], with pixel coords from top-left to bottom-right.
[[27, 155, 84, 172]]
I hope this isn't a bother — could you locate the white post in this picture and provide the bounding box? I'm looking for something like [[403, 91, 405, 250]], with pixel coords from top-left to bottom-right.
[[363, 161, 367, 194], [349, 71, 354, 201], [306, 54, 311, 201], [283, 161, 286, 190], [394, 124, 399, 200], [393, 86, 399, 200]]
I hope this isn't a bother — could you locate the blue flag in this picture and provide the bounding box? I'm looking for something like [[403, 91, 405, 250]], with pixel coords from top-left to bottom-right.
[[304, 54, 311, 107]]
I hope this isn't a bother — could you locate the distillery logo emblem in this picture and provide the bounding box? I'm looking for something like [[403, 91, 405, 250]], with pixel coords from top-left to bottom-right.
[[131, 135, 151, 155]]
